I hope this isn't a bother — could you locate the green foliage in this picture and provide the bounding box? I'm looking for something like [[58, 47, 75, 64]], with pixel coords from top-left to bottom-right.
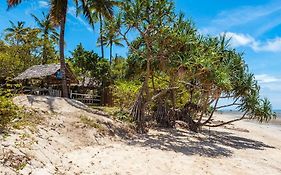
[[0, 42, 22, 79], [112, 80, 141, 110], [0, 20, 58, 81], [114, 0, 275, 131], [0, 89, 18, 129], [69, 43, 99, 77], [32, 12, 59, 64], [112, 110, 133, 123], [69, 44, 112, 86], [111, 56, 127, 80], [94, 58, 111, 85]]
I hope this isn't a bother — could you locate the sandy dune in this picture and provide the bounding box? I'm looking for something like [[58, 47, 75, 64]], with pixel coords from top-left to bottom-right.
[[1, 95, 281, 175]]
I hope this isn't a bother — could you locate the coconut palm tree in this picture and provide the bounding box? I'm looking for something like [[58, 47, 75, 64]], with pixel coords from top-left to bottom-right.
[[31, 12, 59, 64], [4, 21, 28, 45], [7, 0, 94, 97], [100, 19, 124, 64], [85, 0, 119, 59]]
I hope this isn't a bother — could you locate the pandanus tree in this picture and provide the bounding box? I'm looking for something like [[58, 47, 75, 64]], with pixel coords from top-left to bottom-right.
[[31, 12, 59, 64], [148, 27, 275, 132], [117, 0, 275, 133], [115, 0, 176, 132], [7, 0, 96, 97]]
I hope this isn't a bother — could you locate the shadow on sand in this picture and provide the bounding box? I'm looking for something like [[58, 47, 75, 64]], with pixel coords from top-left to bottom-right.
[[23, 95, 275, 158], [126, 128, 275, 158], [25, 95, 106, 116], [26, 95, 56, 113]]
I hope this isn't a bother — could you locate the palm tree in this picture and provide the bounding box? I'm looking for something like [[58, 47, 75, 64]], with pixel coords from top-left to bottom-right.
[[101, 20, 124, 64], [31, 12, 59, 64], [85, 0, 119, 59], [4, 21, 27, 45], [7, 0, 94, 97]]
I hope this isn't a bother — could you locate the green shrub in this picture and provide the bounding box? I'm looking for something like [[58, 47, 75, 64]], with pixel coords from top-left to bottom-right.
[[0, 88, 18, 129], [112, 80, 141, 110]]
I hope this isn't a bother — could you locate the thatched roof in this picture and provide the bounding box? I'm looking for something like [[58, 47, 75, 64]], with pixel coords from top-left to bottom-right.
[[14, 64, 78, 84], [14, 64, 61, 80]]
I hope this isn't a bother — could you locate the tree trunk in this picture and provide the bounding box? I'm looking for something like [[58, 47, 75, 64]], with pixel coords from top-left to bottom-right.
[[170, 75, 176, 109], [42, 35, 47, 64], [109, 40, 113, 64], [133, 54, 151, 133], [130, 85, 146, 133], [59, 11, 68, 98], [154, 100, 174, 127], [180, 104, 199, 132], [99, 14, 104, 59]]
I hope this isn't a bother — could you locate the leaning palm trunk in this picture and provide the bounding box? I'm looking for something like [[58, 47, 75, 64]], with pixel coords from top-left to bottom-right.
[[59, 13, 68, 97], [99, 14, 104, 58]]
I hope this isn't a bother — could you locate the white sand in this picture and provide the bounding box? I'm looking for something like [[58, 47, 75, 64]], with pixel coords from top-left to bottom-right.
[[1, 95, 281, 175]]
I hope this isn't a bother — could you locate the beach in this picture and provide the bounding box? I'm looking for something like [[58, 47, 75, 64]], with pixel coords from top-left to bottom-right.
[[1, 96, 281, 175]]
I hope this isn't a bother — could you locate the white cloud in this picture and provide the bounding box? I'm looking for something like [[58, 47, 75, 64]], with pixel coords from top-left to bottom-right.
[[223, 32, 281, 52], [255, 74, 281, 92], [214, 3, 281, 29], [252, 38, 281, 52], [67, 6, 93, 32], [255, 74, 280, 83], [204, 0, 281, 36], [38, 1, 48, 8], [224, 32, 254, 47], [254, 74, 281, 109]]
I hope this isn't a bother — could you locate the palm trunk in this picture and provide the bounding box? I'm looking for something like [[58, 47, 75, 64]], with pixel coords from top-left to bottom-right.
[[59, 12, 68, 98], [99, 14, 104, 59], [109, 40, 113, 64], [42, 35, 47, 64]]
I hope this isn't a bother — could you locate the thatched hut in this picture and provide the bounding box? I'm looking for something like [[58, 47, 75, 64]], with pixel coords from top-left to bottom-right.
[[14, 64, 78, 96], [14, 64, 78, 84]]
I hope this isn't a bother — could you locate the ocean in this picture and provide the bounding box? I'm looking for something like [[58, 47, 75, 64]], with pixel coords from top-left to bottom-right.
[[219, 110, 281, 118], [218, 110, 281, 126]]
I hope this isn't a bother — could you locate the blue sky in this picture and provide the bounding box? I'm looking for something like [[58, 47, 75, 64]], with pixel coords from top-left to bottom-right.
[[0, 0, 281, 109]]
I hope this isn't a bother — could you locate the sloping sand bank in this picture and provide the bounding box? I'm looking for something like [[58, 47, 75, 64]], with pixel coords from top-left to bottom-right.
[[1, 95, 281, 175]]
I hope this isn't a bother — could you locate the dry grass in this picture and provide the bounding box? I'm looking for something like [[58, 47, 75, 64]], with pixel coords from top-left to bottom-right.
[[79, 115, 108, 135]]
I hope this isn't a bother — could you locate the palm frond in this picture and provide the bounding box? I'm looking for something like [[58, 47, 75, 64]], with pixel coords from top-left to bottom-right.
[[7, 0, 22, 8], [76, 0, 96, 26], [50, 0, 67, 26]]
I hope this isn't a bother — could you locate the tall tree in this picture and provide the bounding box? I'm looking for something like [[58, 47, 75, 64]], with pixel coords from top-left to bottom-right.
[[117, 0, 175, 133], [7, 0, 95, 97], [101, 19, 124, 64], [4, 21, 43, 69], [84, 0, 118, 59], [4, 21, 27, 45], [69, 43, 99, 83], [31, 12, 59, 64]]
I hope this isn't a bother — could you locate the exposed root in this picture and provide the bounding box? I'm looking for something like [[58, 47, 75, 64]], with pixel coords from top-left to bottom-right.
[[130, 88, 146, 134]]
